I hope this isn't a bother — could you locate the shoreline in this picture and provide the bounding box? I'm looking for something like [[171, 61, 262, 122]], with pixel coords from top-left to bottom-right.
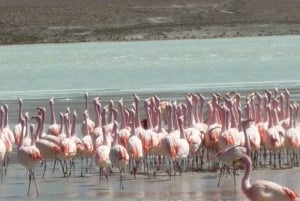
[[1, 23, 300, 45]]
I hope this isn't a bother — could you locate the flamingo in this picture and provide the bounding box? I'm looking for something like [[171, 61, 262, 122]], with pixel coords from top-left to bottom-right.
[[243, 100, 261, 167], [70, 110, 85, 158], [127, 108, 143, 179], [109, 121, 129, 189], [81, 110, 95, 175], [22, 112, 32, 147], [94, 126, 111, 183], [117, 98, 130, 149], [133, 94, 146, 140], [91, 98, 104, 148], [185, 95, 202, 170], [17, 121, 43, 196], [47, 97, 61, 136], [204, 94, 222, 154], [1, 104, 14, 175], [153, 105, 168, 171], [81, 92, 95, 136], [36, 107, 62, 146], [210, 119, 252, 187], [239, 154, 299, 201], [69, 110, 85, 175], [141, 99, 159, 177], [0, 114, 6, 183], [284, 104, 300, 166], [33, 114, 61, 178], [174, 115, 190, 176], [57, 113, 77, 177], [13, 97, 24, 146]]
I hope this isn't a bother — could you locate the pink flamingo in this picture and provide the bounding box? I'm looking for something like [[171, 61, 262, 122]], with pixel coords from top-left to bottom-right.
[[191, 93, 208, 134], [47, 97, 61, 136], [81, 110, 95, 175], [184, 95, 202, 170], [127, 108, 143, 179], [109, 121, 129, 189], [1, 104, 15, 175], [33, 114, 61, 178], [13, 97, 24, 146], [117, 98, 131, 149], [70, 110, 85, 159], [271, 98, 286, 168], [69, 110, 85, 176], [133, 94, 146, 140], [239, 154, 299, 201], [175, 115, 190, 176], [284, 104, 300, 166], [243, 98, 261, 167], [21, 112, 32, 147], [0, 111, 6, 183], [17, 120, 43, 196], [265, 104, 283, 168], [141, 99, 160, 177], [204, 94, 222, 153], [81, 92, 95, 136], [94, 126, 111, 183], [36, 107, 62, 145], [57, 113, 77, 177], [91, 98, 104, 148], [210, 119, 252, 187], [154, 105, 168, 171]]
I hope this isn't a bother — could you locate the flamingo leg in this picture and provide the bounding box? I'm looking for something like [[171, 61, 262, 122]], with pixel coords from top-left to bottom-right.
[[4, 153, 10, 175], [1, 161, 4, 183], [32, 170, 39, 197], [42, 161, 47, 178], [217, 164, 225, 187], [105, 170, 108, 184], [52, 158, 57, 174], [232, 162, 237, 186], [98, 167, 101, 183], [80, 156, 84, 177], [28, 170, 32, 196], [120, 168, 124, 189]]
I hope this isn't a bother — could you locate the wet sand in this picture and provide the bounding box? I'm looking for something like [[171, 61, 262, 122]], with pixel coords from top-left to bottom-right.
[[2, 149, 300, 201]]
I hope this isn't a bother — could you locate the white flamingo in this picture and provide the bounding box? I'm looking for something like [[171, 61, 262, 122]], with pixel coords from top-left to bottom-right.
[[127, 108, 143, 179], [109, 121, 129, 189], [17, 121, 42, 196], [47, 97, 61, 136], [94, 125, 111, 183], [81, 92, 95, 136], [13, 97, 24, 146]]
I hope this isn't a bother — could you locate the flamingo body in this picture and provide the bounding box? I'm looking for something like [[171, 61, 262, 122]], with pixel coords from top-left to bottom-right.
[[240, 155, 299, 201]]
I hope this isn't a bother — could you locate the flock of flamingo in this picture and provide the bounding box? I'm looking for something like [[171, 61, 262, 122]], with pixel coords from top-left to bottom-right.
[[0, 88, 299, 200]]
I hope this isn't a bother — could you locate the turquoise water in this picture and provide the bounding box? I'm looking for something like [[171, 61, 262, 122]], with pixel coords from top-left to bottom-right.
[[1, 35, 300, 100]]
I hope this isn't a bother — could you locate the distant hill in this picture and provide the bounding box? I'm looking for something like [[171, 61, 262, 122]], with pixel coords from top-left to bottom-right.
[[0, 0, 300, 44]]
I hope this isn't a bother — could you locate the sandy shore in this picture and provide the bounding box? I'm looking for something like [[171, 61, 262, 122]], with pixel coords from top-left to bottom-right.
[[1, 0, 300, 44]]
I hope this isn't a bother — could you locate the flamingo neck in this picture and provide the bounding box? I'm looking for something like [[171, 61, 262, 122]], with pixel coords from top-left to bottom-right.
[[50, 102, 56, 124], [134, 100, 141, 127], [241, 156, 252, 197], [18, 101, 23, 123], [71, 115, 76, 136]]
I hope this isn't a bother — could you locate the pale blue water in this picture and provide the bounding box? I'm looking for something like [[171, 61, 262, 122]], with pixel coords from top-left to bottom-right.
[[1, 35, 300, 101]]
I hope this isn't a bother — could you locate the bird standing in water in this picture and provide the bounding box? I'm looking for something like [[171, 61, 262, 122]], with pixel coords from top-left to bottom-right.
[[239, 154, 299, 201]]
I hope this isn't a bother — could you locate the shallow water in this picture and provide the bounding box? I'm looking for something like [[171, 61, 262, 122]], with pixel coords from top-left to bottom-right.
[[2, 151, 300, 201], [1, 36, 300, 200]]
